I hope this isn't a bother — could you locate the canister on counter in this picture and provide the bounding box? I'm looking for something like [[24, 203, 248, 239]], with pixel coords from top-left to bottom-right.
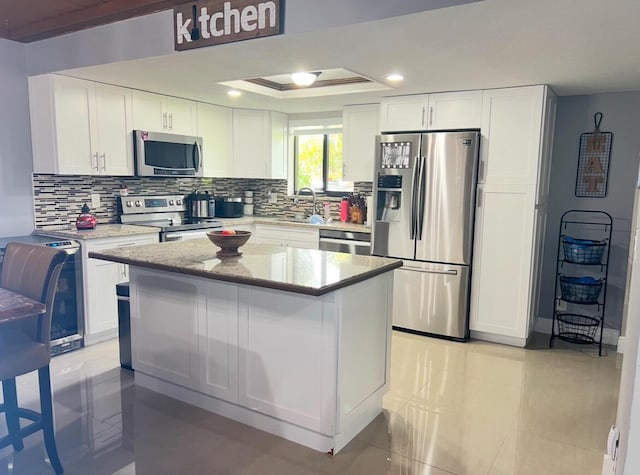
[[340, 197, 349, 222]]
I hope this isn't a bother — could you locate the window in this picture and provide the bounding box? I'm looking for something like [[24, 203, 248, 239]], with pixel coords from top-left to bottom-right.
[[291, 120, 353, 195]]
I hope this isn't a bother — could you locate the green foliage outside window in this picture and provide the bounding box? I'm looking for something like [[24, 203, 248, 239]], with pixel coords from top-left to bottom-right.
[[295, 133, 352, 193]]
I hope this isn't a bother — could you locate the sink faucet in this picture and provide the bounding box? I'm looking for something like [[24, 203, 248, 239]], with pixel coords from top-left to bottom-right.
[[295, 187, 318, 215]]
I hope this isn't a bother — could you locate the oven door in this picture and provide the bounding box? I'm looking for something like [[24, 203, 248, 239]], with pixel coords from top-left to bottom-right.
[[162, 230, 211, 242]]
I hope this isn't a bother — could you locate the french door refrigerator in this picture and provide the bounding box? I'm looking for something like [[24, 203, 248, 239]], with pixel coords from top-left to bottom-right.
[[371, 131, 480, 340]]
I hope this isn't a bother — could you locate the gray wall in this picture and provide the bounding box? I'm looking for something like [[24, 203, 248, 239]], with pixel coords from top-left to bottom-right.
[[0, 39, 35, 237], [539, 92, 640, 332]]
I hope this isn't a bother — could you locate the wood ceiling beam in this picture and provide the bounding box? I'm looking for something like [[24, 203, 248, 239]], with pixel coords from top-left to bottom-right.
[[6, 0, 188, 43]]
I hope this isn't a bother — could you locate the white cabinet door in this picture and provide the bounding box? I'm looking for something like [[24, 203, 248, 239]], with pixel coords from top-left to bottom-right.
[[479, 86, 545, 185], [238, 287, 333, 434], [93, 83, 133, 176], [198, 102, 234, 177], [270, 111, 288, 179], [132, 271, 200, 389], [83, 234, 158, 345], [166, 96, 197, 135], [469, 184, 536, 342], [379, 94, 429, 132], [52, 76, 95, 175], [233, 109, 270, 178], [197, 281, 239, 403], [132, 90, 166, 132], [342, 104, 379, 181], [84, 259, 123, 338], [428, 90, 483, 130]]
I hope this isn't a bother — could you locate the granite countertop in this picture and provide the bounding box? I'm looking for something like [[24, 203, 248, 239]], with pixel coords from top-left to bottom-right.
[[89, 239, 401, 296], [33, 224, 161, 240]]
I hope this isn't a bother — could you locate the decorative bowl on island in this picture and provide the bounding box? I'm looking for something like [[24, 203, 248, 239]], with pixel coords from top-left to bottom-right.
[[206, 230, 252, 258]]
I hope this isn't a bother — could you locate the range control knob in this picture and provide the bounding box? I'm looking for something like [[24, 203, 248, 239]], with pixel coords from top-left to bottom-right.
[[176, 199, 182, 205], [125, 201, 132, 207], [168, 200, 175, 206], [135, 200, 142, 207]]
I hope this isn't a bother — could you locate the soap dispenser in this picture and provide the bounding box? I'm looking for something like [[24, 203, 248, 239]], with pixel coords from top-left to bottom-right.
[[76, 202, 97, 230]]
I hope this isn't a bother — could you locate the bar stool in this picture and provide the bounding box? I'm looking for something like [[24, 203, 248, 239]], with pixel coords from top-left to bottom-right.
[[0, 242, 67, 474]]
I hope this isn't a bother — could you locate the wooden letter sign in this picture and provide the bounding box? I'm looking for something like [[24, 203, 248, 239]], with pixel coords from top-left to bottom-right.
[[174, 0, 283, 51], [575, 112, 613, 198]]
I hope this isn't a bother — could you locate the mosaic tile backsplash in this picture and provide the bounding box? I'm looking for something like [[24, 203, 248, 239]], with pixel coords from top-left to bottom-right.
[[33, 174, 373, 229]]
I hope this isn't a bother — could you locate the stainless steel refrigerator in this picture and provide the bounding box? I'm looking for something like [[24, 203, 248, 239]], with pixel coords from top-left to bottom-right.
[[371, 131, 480, 340]]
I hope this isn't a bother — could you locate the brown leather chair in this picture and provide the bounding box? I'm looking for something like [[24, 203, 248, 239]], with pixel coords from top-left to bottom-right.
[[0, 242, 67, 474]]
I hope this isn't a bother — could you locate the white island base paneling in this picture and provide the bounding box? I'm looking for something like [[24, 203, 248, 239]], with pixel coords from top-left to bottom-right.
[[129, 267, 394, 454]]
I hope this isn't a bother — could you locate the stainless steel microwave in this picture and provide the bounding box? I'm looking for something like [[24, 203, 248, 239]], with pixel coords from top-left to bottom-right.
[[134, 130, 203, 177]]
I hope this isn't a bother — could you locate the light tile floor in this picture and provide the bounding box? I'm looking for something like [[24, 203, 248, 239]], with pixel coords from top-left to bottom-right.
[[0, 331, 621, 475]]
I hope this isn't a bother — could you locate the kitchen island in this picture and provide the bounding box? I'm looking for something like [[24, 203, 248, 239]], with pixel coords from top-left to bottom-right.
[[89, 239, 401, 454]]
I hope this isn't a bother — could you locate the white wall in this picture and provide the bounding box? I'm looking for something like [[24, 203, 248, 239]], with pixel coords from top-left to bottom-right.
[[538, 92, 640, 332], [0, 39, 35, 237]]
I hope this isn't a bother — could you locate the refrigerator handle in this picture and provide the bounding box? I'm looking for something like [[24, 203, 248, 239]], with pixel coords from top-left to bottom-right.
[[416, 156, 427, 240], [410, 156, 420, 239], [402, 267, 458, 276]]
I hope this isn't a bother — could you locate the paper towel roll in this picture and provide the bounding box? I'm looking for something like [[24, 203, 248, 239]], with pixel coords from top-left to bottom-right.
[[366, 196, 373, 227]]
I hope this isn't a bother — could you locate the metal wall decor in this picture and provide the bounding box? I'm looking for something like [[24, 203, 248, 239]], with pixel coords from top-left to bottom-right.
[[575, 112, 613, 198]]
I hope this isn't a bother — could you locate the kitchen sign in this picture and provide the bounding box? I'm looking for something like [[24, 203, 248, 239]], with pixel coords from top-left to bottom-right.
[[174, 0, 283, 51]]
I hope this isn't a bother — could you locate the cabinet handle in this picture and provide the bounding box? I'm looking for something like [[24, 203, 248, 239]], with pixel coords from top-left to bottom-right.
[[478, 160, 485, 182], [91, 152, 98, 170], [169, 113, 173, 131], [100, 152, 106, 171], [421, 107, 426, 127], [429, 106, 434, 127], [163, 113, 167, 130], [477, 189, 483, 208]]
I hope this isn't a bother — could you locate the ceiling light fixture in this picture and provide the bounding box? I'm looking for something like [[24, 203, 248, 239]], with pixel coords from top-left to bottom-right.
[[227, 89, 242, 97], [386, 73, 404, 82], [290, 71, 321, 87]]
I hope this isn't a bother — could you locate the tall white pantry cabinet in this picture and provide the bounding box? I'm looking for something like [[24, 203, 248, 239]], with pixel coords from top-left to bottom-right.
[[469, 85, 557, 346]]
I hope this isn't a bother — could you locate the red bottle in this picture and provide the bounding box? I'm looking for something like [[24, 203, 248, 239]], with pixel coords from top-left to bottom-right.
[[339, 197, 349, 222]]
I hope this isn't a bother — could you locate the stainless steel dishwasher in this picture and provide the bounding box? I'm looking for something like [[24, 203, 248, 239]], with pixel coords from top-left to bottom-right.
[[318, 229, 371, 255]]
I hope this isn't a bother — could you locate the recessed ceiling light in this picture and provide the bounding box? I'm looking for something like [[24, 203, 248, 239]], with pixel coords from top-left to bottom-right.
[[227, 89, 242, 97], [386, 73, 404, 82], [290, 71, 321, 87]]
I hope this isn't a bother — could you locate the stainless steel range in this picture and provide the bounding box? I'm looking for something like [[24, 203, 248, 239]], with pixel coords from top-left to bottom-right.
[[119, 194, 223, 241]]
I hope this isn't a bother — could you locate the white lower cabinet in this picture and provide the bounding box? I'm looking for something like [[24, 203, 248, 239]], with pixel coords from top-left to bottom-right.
[[128, 267, 393, 452], [83, 234, 158, 345], [469, 185, 536, 344], [238, 286, 335, 433], [253, 225, 319, 249]]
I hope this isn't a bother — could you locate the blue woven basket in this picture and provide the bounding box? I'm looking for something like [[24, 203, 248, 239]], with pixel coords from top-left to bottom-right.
[[562, 236, 606, 264], [559, 275, 603, 304]]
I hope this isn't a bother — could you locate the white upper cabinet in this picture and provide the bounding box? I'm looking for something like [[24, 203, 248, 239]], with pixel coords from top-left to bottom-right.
[[132, 90, 197, 136], [479, 86, 545, 185], [342, 104, 379, 182], [197, 102, 234, 177], [428, 91, 483, 130], [379, 94, 429, 132], [233, 109, 287, 179], [379, 91, 482, 132], [29, 74, 133, 176]]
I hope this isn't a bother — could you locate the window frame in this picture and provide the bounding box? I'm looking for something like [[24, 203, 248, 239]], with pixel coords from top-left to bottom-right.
[[291, 124, 352, 197]]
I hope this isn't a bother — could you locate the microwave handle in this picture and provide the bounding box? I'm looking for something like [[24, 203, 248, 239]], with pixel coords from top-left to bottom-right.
[[193, 141, 201, 172]]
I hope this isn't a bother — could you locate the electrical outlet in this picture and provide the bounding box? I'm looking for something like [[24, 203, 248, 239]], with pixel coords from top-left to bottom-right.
[[269, 191, 278, 204], [557, 299, 567, 311], [91, 193, 101, 209]]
